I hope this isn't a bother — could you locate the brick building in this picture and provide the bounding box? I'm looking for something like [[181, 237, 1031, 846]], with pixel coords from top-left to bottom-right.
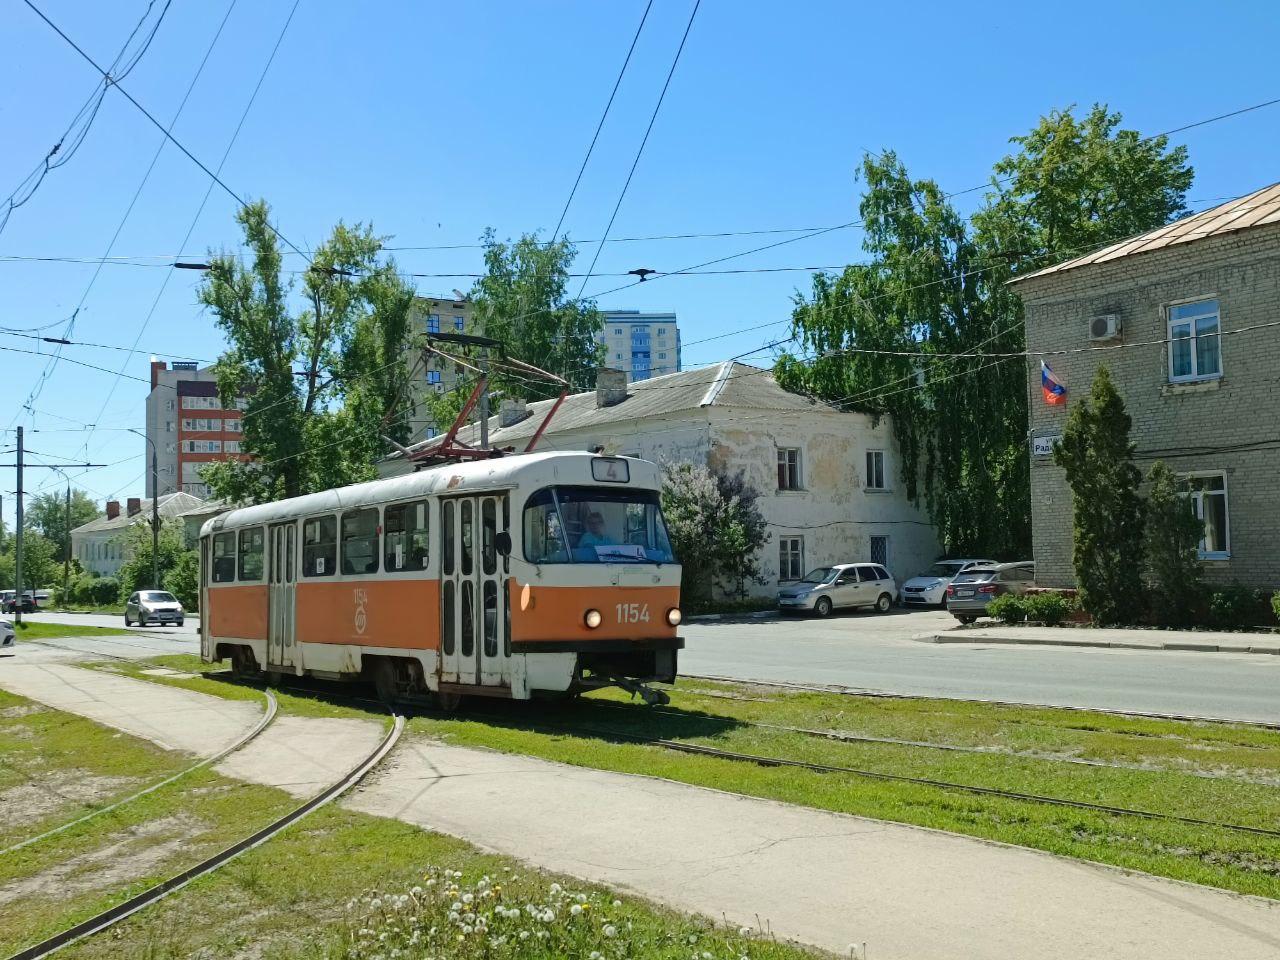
[[145, 361, 252, 498], [1009, 182, 1280, 588]]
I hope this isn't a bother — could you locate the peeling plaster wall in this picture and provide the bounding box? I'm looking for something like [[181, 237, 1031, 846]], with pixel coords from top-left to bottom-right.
[[706, 408, 939, 597]]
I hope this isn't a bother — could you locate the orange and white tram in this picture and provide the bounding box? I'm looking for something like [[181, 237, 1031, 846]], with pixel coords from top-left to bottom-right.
[[199, 452, 682, 704]]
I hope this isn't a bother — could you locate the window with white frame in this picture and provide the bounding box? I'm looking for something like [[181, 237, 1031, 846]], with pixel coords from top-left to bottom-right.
[[1179, 472, 1229, 558], [183, 439, 222, 453], [181, 418, 220, 432], [777, 448, 802, 490], [224, 419, 242, 433], [865, 450, 886, 489], [224, 440, 241, 453], [1167, 299, 1221, 382], [181, 395, 219, 409], [778, 536, 804, 581]]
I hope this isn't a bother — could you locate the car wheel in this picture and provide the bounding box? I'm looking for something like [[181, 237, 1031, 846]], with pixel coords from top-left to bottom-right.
[[813, 596, 833, 618], [123, 612, 132, 626], [875, 593, 892, 614], [957, 614, 978, 625], [176, 619, 184, 627]]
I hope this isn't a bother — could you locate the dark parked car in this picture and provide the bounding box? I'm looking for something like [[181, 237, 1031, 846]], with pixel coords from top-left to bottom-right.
[[1, 590, 38, 614], [945, 562, 1035, 624]]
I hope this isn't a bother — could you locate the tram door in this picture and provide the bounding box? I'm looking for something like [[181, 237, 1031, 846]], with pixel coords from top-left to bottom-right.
[[440, 495, 510, 686], [267, 522, 297, 672]]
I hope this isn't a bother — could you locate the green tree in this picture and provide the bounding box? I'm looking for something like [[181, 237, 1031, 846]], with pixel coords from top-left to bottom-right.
[[23, 490, 100, 561], [1052, 366, 1145, 625], [660, 462, 770, 602], [199, 201, 416, 504], [116, 521, 186, 599], [777, 105, 1193, 558], [1142, 460, 1203, 626], [469, 231, 603, 398], [0, 533, 57, 590], [163, 551, 200, 612]]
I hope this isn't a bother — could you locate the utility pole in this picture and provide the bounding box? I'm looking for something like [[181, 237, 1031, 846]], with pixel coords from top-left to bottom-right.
[[14, 426, 23, 625], [62, 483, 71, 605], [151, 445, 159, 590]]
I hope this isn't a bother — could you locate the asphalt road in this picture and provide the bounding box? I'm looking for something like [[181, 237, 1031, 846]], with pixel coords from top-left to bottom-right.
[[15, 608, 1280, 723], [681, 609, 1280, 723]]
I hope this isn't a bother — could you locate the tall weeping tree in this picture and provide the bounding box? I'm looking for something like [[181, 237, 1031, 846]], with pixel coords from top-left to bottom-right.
[[199, 201, 415, 503], [469, 230, 603, 399], [777, 104, 1193, 558]]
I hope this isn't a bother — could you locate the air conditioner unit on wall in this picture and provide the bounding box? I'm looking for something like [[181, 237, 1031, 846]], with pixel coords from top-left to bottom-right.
[[1089, 314, 1121, 341]]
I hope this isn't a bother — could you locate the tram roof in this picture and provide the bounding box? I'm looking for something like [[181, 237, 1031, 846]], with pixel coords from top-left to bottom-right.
[[200, 451, 658, 537]]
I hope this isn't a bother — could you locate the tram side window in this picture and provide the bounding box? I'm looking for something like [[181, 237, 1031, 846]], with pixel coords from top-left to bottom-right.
[[303, 516, 337, 577], [237, 527, 265, 581], [212, 532, 236, 583], [342, 508, 381, 575], [385, 500, 429, 572]]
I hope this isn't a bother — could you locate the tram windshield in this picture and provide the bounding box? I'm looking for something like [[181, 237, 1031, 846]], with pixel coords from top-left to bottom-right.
[[523, 486, 675, 564]]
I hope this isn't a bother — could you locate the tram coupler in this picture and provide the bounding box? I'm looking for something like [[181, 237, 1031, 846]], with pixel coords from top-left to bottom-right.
[[608, 675, 671, 706]]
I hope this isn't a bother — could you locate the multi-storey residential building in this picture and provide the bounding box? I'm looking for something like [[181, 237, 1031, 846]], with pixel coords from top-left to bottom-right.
[[1009, 182, 1280, 589], [145, 361, 251, 498], [598, 310, 681, 382], [405, 295, 475, 443]]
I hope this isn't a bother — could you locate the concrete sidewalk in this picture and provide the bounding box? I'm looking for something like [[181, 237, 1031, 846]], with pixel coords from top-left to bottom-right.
[[929, 624, 1280, 654], [347, 739, 1280, 960], [3, 654, 1278, 960]]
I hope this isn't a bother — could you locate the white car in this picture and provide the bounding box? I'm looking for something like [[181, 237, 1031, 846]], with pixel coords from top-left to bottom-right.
[[900, 559, 997, 607], [777, 562, 898, 617], [1, 619, 14, 649]]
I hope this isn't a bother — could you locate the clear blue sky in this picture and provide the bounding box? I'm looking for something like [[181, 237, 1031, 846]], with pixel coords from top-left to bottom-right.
[[3, 0, 1279, 525]]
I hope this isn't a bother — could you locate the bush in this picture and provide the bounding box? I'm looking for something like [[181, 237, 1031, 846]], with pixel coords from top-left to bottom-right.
[[1273, 591, 1280, 624], [89, 576, 120, 607], [1142, 460, 1203, 626], [1026, 592, 1073, 626], [986, 594, 1030, 625], [1205, 582, 1270, 630]]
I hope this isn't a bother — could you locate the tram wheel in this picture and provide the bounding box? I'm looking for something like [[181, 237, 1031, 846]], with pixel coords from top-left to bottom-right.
[[229, 645, 259, 681], [434, 689, 463, 713], [370, 658, 398, 705]]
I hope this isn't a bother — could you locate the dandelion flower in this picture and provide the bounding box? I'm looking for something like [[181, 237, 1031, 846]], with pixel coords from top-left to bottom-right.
[[590, 953, 603, 960], [370, 899, 383, 910], [550, 883, 562, 895], [462, 893, 474, 904], [570, 904, 583, 916], [603, 924, 618, 938], [613, 899, 623, 908]]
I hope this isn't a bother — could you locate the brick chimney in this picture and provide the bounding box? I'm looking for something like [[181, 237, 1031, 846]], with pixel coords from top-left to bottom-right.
[[499, 398, 528, 428], [595, 368, 628, 409], [150, 359, 167, 390], [106, 501, 120, 520], [127, 497, 142, 517]]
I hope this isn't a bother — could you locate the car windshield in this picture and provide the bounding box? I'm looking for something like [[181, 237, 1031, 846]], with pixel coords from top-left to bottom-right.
[[523, 486, 675, 564], [141, 591, 177, 603], [924, 563, 964, 578], [800, 568, 836, 584]]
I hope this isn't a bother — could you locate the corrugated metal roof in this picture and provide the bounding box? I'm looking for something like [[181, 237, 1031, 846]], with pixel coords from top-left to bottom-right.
[[390, 362, 830, 461], [1010, 181, 1280, 284], [72, 492, 206, 534]]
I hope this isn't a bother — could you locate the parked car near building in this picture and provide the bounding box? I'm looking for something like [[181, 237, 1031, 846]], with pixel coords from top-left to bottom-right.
[[900, 559, 996, 607], [1, 619, 14, 648], [946, 562, 1036, 624], [1, 591, 38, 614], [124, 591, 185, 627], [777, 562, 897, 616]]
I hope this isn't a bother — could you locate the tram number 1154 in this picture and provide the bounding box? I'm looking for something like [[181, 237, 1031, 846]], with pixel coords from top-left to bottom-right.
[[616, 602, 650, 624]]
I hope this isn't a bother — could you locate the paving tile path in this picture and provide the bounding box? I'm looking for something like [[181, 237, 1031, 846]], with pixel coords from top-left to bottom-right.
[[3, 651, 1278, 960]]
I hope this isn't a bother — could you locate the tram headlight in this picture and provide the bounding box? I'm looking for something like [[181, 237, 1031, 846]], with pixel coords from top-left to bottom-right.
[[666, 607, 682, 626], [584, 609, 603, 629]]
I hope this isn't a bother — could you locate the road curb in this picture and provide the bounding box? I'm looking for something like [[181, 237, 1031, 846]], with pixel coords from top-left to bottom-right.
[[926, 633, 1280, 655]]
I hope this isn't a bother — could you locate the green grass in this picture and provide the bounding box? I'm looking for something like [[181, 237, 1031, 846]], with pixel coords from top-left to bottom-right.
[[0, 688, 299, 957], [56, 805, 823, 960], [99, 660, 1280, 899], [82, 654, 386, 722], [12, 620, 135, 640], [2, 690, 823, 960]]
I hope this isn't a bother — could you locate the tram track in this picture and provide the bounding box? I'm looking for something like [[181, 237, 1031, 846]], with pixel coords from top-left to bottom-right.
[[3, 666, 404, 960]]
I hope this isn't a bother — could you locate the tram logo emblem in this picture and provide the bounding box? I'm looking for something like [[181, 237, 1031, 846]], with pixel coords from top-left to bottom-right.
[[353, 588, 368, 636]]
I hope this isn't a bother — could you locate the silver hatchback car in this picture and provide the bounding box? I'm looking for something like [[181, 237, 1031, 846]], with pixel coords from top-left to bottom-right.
[[125, 590, 185, 627], [777, 563, 898, 617]]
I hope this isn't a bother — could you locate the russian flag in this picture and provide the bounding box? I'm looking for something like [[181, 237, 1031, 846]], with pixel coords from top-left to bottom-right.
[[1041, 361, 1067, 406]]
